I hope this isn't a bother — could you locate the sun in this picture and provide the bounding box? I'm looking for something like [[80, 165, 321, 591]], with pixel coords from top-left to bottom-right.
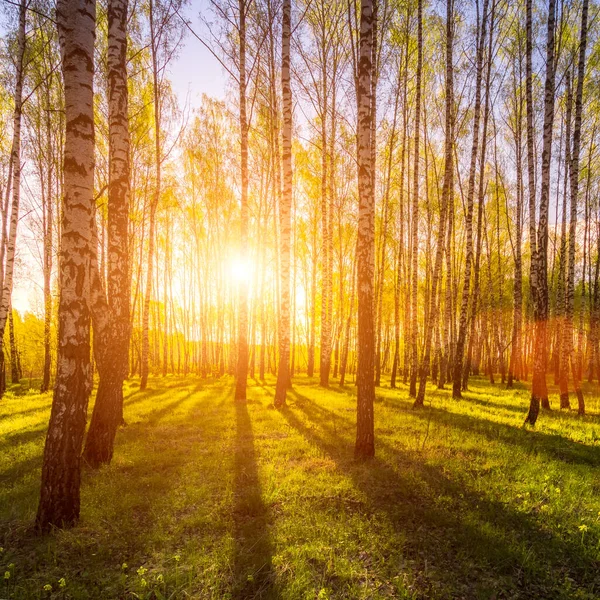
[[229, 255, 254, 284]]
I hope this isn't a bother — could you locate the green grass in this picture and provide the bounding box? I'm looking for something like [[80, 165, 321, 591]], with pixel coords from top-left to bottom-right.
[[2, 375, 600, 599]]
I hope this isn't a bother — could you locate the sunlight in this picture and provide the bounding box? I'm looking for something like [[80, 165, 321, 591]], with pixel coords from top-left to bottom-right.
[[229, 254, 254, 285]]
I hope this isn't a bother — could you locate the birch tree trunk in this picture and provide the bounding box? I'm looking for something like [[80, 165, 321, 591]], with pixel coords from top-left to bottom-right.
[[140, 0, 161, 391], [355, 0, 375, 459], [452, 0, 488, 399], [462, 0, 495, 392], [391, 41, 409, 390], [235, 0, 250, 401], [558, 74, 572, 407], [274, 0, 292, 408], [0, 0, 27, 398], [563, 0, 588, 415], [409, 0, 423, 398], [41, 75, 55, 394], [525, 0, 557, 425], [414, 0, 453, 407], [37, 0, 96, 531], [83, 0, 131, 466], [507, 55, 524, 389]]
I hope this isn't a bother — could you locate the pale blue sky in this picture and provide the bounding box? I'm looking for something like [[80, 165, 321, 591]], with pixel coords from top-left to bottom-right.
[[169, 0, 228, 105]]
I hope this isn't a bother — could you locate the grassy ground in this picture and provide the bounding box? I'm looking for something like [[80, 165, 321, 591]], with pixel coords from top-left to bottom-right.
[[1, 375, 600, 599]]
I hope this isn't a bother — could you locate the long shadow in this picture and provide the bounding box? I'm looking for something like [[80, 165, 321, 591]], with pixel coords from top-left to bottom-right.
[[5, 381, 44, 396], [456, 391, 527, 415], [0, 425, 48, 454], [124, 378, 227, 423], [375, 396, 600, 468], [245, 382, 600, 469], [324, 378, 533, 416], [232, 400, 276, 599], [0, 401, 53, 420], [281, 388, 599, 598], [0, 380, 235, 597], [309, 386, 600, 469]]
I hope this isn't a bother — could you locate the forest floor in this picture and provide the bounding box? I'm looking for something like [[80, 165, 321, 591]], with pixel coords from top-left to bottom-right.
[[1, 375, 600, 599]]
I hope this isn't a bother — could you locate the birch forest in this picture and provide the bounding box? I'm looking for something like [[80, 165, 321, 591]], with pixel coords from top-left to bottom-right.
[[2, 0, 600, 597]]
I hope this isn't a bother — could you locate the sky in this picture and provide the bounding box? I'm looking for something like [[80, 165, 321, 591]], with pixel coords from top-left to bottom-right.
[[169, 0, 228, 104], [15, 0, 229, 315]]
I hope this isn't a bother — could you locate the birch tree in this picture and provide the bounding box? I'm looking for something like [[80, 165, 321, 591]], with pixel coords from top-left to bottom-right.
[[274, 0, 292, 408], [525, 0, 557, 425], [37, 0, 96, 531], [83, 0, 131, 466], [354, 0, 375, 459], [0, 0, 27, 395]]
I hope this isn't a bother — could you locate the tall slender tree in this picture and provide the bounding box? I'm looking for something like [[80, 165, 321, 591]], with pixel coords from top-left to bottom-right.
[[562, 0, 589, 415], [525, 0, 557, 425], [452, 0, 488, 399], [409, 0, 423, 398], [235, 0, 250, 401], [355, 0, 375, 459], [414, 0, 453, 407], [0, 0, 27, 396], [274, 0, 293, 408], [83, 0, 131, 466]]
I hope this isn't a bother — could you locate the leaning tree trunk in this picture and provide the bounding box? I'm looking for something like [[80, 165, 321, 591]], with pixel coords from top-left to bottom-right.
[[37, 0, 96, 531], [274, 0, 292, 408], [525, 0, 557, 425], [355, 0, 375, 459], [83, 0, 131, 467]]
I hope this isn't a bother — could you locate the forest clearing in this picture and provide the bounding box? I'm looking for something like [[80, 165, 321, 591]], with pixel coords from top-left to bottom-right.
[[2, 376, 600, 599], [2, 0, 600, 596]]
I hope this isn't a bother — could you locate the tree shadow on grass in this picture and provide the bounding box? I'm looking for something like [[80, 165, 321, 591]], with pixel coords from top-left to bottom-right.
[[326, 378, 532, 416], [320, 380, 600, 464], [232, 399, 277, 599], [280, 388, 600, 599], [374, 396, 600, 468], [0, 378, 236, 598], [0, 379, 233, 532]]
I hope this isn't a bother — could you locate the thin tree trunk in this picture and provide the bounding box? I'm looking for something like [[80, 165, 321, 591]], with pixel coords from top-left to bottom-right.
[[274, 0, 292, 408], [0, 0, 26, 398], [414, 0, 453, 406], [452, 0, 488, 398], [558, 74, 573, 407], [141, 0, 161, 391], [507, 60, 524, 388], [409, 0, 423, 398], [235, 0, 250, 401], [355, 0, 375, 459], [525, 0, 557, 425], [462, 0, 495, 392], [564, 0, 589, 415]]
